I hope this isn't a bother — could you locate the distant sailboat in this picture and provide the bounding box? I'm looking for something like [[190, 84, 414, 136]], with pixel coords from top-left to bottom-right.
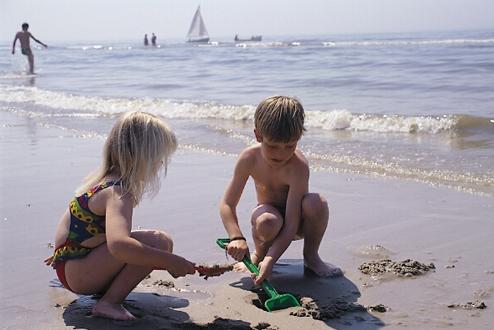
[[187, 6, 210, 43]]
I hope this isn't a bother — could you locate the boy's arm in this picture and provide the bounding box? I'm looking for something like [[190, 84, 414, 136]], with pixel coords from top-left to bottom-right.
[[255, 163, 309, 284], [219, 149, 253, 260], [30, 33, 47, 48], [12, 33, 18, 54]]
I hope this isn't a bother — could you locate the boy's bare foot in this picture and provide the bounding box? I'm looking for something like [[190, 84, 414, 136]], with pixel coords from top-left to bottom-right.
[[233, 252, 260, 272], [92, 301, 136, 321], [304, 254, 343, 277], [233, 262, 247, 272]]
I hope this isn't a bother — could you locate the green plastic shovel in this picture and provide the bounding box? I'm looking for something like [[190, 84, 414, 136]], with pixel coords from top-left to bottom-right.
[[216, 238, 300, 312]]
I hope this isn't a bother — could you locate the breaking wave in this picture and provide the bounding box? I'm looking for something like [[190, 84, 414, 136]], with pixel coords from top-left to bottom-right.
[[1, 85, 492, 135]]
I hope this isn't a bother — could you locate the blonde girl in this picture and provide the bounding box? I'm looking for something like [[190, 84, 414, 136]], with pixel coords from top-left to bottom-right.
[[45, 111, 196, 320]]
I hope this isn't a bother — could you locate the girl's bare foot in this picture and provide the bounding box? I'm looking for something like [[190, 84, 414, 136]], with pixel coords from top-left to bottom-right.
[[92, 300, 136, 321], [304, 254, 343, 277]]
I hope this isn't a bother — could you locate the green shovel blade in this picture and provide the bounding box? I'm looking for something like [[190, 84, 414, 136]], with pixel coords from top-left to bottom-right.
[[216, 238, 300, 311], [264, 294, 301, 312]]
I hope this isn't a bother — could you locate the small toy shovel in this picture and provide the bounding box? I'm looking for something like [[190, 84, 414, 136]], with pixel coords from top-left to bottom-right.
[[216, 238, 300, 312]]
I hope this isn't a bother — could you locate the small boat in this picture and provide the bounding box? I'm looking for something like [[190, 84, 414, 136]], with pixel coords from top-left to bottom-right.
[[187, 6, 210, 43], [234, 34, 262, 42]]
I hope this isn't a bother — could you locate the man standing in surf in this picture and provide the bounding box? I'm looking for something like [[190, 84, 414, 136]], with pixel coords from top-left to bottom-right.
[[12, 22, 47, 74]]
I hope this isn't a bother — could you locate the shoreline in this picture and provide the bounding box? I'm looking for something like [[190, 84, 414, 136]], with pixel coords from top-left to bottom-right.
[[1, 110, 493, 329]]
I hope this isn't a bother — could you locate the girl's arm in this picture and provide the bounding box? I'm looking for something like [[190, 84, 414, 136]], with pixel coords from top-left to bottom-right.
[[105, 186, 195, 276]]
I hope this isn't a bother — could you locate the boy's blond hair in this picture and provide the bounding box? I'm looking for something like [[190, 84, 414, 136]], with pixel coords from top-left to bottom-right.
[[254, 96, 305, 142], [76, 111, 177, 205]]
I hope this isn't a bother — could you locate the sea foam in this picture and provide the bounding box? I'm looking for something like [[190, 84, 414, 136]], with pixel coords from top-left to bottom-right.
[[0, 85, 487, 135]]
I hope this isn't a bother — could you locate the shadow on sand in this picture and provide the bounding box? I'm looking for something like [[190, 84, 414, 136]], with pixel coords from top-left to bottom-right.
[[230, 259, 385, 329], [62, 292, 254, 329], [63, 292, 189, 329]]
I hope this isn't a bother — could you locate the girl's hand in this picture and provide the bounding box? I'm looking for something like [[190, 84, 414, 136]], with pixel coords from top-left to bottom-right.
[[227, 239, 249, 261], [44, 255, 53, 266], [166, 254, 196, 278], [253, 257, 274, 285]]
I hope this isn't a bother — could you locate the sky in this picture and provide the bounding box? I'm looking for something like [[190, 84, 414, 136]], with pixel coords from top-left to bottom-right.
[[1, 0, 493, 42]]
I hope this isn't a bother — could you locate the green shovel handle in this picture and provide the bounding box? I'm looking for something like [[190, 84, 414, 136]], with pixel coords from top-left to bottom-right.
[[216, 238, 279, 297]]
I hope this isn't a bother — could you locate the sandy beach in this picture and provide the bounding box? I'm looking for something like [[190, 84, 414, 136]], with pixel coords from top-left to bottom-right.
[[1, 109, 493, 329]]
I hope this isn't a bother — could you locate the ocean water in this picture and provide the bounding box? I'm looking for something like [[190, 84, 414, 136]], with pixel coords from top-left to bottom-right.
[[1, 30, 493, 195]]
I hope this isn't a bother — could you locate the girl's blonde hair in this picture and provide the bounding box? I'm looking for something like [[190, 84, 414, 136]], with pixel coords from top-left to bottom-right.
[[76, 111, 177, 205]]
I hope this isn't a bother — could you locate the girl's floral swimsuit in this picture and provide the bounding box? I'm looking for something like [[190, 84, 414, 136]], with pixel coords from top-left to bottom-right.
[[47, 181, 120, 291]]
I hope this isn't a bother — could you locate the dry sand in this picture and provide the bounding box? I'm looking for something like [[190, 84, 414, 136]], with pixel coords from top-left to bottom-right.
[[1, 110, 493, 329]]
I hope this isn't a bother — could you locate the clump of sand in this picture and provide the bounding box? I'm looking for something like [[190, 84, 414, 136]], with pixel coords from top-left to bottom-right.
[[447, 300, 487, 310], [358, 259, 435, 277], [367, 304, 388, 312], [152, 279, 175, 288], [176, 317, 277, 330], [196, 263, 234, 280], [289, 297, 366, 320]]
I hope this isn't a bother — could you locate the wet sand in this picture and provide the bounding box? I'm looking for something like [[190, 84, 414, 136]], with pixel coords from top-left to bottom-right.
[[1, 110, 493, 329]]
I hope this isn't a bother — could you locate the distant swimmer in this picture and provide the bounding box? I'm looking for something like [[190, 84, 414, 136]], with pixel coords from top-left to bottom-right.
[[144, 34, 149, 46], [12, 22, 47, 74], [151, 33, 157, 46]]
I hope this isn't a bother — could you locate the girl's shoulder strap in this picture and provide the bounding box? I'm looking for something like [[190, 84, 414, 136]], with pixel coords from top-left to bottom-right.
[[86, 180, 122, 197], [102, 180, 122, 188]]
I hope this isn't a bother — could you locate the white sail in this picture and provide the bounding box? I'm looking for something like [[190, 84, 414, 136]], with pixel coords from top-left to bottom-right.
[[187, 6, 209, 42]]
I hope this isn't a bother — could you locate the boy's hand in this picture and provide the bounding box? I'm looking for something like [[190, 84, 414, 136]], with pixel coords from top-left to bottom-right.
[[227, 239, 248, 261], [166, 254, 196, 278], [253, 257, 274, 285]]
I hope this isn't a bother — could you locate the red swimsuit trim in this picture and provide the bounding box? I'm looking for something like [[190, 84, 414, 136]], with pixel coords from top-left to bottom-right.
[[54, 260, 74, 293]]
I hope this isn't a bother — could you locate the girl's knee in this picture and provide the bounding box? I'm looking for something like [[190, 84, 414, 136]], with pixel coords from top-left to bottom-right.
[[132, 230, 173, 252], [155, 230, 173, 252]]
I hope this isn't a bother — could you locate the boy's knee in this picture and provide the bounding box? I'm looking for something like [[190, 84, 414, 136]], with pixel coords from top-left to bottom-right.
[[302, 193, 329, 220], [252, 213, 281, 242]]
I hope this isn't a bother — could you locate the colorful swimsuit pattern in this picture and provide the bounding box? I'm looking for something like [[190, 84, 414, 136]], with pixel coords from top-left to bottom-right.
[[50, 181, 121, 268]]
